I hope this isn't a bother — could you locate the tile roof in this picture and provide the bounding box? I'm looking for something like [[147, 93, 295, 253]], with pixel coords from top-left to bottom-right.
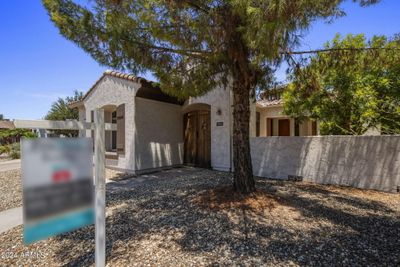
[[69, 70, 153, 108], [102, 70, 147, 83], [256, 98, 284, 108], [69, 70, 184, 108], [0, 120, 15, 129]]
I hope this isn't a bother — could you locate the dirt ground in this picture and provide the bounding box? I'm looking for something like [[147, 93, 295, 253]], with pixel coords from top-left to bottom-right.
[[0, 167, 399, 266]]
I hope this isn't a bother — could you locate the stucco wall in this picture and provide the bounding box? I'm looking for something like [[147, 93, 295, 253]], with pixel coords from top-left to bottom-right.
[[134, 97, 184, 171], [185, 85, 232, 171], [83, 76, 140, 171], [261, 105, 285, 117], [251, 136, 400, 192]]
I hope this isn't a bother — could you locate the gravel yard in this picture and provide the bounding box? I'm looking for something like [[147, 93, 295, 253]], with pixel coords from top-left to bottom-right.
[[0, 169, 22, 212], [0, 168, 129, 212], [0, 167, 399, 266]]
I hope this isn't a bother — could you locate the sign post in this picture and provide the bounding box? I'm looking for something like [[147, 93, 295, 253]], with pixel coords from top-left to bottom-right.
[[94, 109, 106, 267], [15, 114, 114, 267]]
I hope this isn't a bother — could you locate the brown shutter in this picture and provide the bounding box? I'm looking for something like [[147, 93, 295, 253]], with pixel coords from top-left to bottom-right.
[[116, 104, 125, 155], [312, 121, 317, 136], [256, 112, 260, 137], [267, 118, 273, 136]]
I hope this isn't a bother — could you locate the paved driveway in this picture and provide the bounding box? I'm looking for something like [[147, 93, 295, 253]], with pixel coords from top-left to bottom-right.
[[0, 159, 21, 172]]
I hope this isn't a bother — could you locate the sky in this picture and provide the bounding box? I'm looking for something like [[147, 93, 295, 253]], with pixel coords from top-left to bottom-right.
[[0, 1, 399, 120]]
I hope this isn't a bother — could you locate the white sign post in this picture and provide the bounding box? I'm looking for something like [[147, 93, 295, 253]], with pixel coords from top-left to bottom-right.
[[15, 109, 113, 267], [94, 109, 106, 267]]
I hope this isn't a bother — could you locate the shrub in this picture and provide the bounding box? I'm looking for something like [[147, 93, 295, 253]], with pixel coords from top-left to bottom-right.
[[9, 143, 20, 159], [0, 129, 37, 145], [0, 145, 11, 156]]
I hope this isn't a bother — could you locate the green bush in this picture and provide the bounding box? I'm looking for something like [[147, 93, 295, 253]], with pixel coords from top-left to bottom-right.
[[0, 145, 11, 156], [0, 129, 37, 145], [9, 143, 20, 159]]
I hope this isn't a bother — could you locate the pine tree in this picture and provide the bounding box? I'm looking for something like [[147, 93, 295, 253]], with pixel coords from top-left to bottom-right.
[[43, 0, 379, 193]]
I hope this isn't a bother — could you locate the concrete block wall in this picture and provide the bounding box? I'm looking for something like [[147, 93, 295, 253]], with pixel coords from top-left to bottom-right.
[[251, 136, 400, 192]]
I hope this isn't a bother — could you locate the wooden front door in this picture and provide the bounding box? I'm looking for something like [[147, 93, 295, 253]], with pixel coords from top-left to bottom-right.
[[278, 119, 291, 136], [184, 110, 211, 168]]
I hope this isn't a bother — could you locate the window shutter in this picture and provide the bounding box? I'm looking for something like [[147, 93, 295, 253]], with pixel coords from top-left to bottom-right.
[[312, 121, 317, 136], [116, 104, 125, 155]]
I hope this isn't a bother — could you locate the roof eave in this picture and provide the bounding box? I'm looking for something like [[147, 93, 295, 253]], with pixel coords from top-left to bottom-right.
[[68, 101, 84, 109], [256, 103, 284, 108]]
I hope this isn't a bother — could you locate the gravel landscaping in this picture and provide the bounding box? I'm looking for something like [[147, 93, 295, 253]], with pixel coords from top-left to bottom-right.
[[0, 169, 22, 212], [0, 167, 399, 266], [0, 168, 130, 212]]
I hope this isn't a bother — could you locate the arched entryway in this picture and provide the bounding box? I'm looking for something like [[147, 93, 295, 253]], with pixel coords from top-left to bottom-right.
[[97, 104, 125, 161], [183, 104, 211, 168]]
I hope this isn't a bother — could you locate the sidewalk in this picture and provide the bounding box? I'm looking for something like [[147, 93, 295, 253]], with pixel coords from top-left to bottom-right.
[[0, 207, 22, 233], [0, 159, 21, 172]]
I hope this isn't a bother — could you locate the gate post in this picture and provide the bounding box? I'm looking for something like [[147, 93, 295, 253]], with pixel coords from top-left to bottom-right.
[[94, 108, 105, 267]]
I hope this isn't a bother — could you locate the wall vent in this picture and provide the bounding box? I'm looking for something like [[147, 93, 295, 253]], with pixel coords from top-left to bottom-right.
[[288, 175, 303, 182]]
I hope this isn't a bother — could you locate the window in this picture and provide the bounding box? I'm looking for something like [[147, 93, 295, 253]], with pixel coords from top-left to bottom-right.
[[256, 112, 260, 137], [111, 111, 117, 150], [295, 119, 300, 136], [111, 111, 117, 123]]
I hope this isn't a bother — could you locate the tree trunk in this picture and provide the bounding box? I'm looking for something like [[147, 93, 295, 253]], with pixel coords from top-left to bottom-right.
[[232, 76, 255, 194], [223, 9, 256, 194]]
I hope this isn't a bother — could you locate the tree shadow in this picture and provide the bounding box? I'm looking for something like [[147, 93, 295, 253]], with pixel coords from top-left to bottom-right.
[[52, 170, 400, 266]]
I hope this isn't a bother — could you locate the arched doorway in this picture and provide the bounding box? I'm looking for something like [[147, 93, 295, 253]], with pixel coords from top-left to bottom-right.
[[183, 104, 211, 168]]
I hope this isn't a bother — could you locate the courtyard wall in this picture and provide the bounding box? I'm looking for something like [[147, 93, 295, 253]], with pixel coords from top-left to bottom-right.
[[251, 136, 400, 192]]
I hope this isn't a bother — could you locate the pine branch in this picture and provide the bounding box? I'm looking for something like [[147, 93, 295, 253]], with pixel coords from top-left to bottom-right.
[[182, 0, 210, 13], [130, 40, 212, 58], [282, 47, 400, 55]]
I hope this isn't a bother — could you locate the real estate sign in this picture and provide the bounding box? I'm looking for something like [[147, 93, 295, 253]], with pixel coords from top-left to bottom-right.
[[21, 138, 94, 244]]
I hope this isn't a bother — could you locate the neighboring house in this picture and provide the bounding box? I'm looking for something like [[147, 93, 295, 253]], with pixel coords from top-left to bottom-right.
[[256, 89, 319, 137], [0, 120, 42, 144], [0, 120, 17, 144], [70, 70, 257, 174], [0, 120, 15, 130]]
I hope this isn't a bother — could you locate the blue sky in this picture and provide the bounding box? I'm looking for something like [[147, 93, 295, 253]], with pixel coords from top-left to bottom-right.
[[0, 1, 399, 120]]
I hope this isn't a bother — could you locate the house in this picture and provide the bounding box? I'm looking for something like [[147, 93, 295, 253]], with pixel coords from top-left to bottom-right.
[[0, 120, 17, 145], [70, 70, 257, 174], [0, 120, 15, 130], [69, 71, 398, 192], [255, 88, 319, 137]]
